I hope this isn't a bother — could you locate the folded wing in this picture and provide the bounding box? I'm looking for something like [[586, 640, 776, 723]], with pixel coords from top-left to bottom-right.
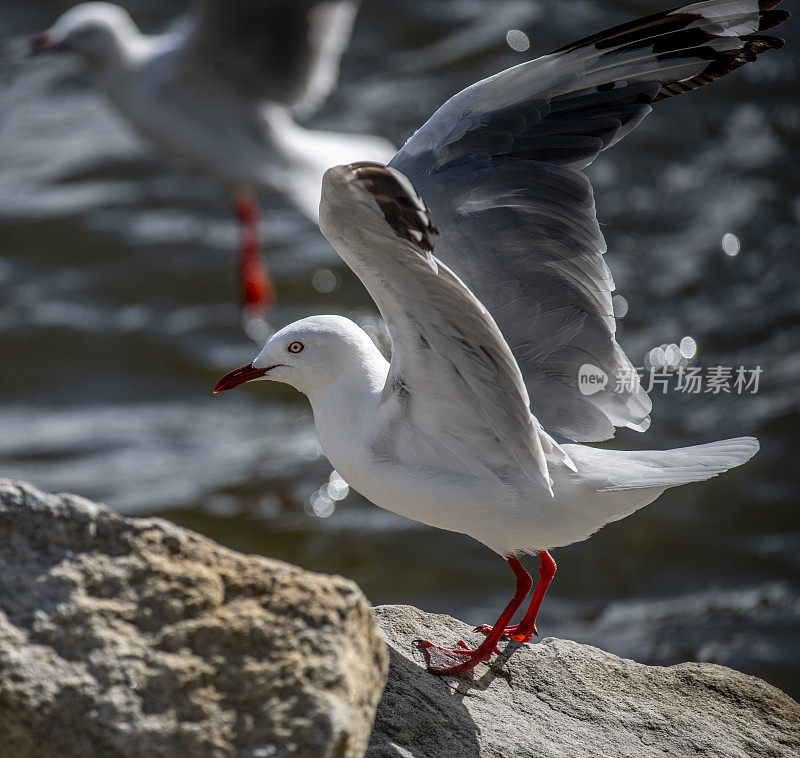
[[390, 0, 787, 441]]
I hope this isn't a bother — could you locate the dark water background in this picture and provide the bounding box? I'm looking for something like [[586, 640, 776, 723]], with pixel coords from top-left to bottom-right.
[[1, 0, 798, 698]]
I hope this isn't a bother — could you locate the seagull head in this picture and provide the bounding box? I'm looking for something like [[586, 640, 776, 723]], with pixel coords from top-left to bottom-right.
[[214, 315, 388, 400], [31, 2, 137, 68]]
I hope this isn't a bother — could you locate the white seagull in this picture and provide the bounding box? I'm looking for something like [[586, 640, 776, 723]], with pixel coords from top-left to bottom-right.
[[31, 0, 395, 328], [214, 0, 787, 675]]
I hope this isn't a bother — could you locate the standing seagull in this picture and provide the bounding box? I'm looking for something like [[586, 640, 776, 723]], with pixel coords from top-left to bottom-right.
[[31, 1, 395, 330], [214, 0, 786, 675]]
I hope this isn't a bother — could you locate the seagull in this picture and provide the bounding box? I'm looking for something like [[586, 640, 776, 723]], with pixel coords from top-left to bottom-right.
[[214, 0, 786, 676], [30, 0, 395, 332]]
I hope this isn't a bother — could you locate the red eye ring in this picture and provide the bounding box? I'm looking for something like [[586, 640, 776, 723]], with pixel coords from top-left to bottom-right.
[[287, 341, 304, 354]]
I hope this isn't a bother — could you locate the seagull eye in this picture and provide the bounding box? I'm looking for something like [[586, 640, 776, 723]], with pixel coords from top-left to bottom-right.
[[287, 341, 304, 354]]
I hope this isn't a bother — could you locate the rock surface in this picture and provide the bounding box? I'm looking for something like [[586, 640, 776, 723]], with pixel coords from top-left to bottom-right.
[[4, 478, 798, 758], [369, 605, 800, 758], [0, 479, 388, 758]]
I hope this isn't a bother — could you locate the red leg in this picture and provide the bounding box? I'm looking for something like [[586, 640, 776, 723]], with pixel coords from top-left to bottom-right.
[[415, 555, 533, 676], [475, 550, 556, 643], [235, 190, 275, 323]]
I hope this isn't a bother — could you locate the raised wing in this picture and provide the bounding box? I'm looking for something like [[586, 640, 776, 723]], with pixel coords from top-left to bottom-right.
[[177, 0, 358, 116], [320, 163, 575, 494], [390, 0, 787, 442]]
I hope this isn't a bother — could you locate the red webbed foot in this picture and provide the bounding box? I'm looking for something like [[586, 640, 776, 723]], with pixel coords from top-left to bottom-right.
[[414, 639, 494, 675], [474, 622, 536, 643], [474, 551, 556, 646], [413, 552, 555, 676]]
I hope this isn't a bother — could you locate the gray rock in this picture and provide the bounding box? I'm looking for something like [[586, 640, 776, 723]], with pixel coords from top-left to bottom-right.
[[369, 604, 800, 758], [0, 479, 388, 758]]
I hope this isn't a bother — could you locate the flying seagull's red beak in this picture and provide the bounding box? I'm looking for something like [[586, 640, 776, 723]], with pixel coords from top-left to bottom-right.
[[213, 363, 268, 393], [30, 32, 55, 55]]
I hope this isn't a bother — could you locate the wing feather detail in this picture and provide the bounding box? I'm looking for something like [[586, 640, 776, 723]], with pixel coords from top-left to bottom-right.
[[320, 163, 574, 494], [390, 0, 786, 441]]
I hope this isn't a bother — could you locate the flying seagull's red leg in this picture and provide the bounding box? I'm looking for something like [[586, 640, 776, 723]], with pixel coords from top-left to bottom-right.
[[475, 550, 556, 643], [235, 190, 275, 324], [415, 555, 532, 675]]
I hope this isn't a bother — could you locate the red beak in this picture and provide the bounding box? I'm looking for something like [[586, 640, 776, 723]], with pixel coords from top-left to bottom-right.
[[213, 363, 269, 393], [31, 32, 55, 55]]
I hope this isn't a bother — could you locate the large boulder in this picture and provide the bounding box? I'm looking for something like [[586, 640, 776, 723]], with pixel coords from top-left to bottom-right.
[[369, 604, 800, 758], [0, 479, 388, 758]]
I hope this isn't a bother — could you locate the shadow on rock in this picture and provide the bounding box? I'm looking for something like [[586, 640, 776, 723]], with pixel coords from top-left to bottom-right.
[[368, 645, 481, 757], [369, 604, 800, 758]]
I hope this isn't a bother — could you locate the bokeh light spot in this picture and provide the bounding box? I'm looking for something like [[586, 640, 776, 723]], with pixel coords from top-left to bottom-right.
[[612, 294, 629, 318], [664, 343, 681, 367], [680, 336, 697, 359], [506, 29, 530, 52], [722, 232, 741, 257], [312, 267, 338, 293]]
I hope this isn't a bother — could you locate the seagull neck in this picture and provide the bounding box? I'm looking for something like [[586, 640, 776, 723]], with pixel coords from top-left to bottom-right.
[[88, 28, 151, 81], [262, 107, 341, 176], [305, 356, 389, 437]]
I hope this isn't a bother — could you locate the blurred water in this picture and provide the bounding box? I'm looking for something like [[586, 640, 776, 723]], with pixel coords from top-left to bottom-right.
[[1, 0, 798, 698]]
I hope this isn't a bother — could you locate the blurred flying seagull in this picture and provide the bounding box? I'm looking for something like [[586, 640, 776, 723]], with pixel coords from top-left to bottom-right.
[[214, 0, 786, 675], [31, 0, 395, 332]]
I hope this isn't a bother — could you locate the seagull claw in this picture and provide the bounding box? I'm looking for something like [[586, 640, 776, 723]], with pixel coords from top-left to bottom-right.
[[474, 622, 536, 643], [415, 639, 492, 675]]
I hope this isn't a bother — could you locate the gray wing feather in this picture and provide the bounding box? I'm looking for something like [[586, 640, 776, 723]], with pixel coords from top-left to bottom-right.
[[411, 154, 651, 442], [391, 0, 786, 441], [177, 0, 358, 115], [320, 163, 569, 494]]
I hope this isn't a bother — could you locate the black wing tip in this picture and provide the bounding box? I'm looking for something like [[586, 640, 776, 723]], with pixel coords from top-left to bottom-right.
[[557, 0, 788, 48], [759, 8, 790, 32], [350, 162, 440, 253], [653, 32, 786, 101], [553, 0, 788, 104], [741, 33, 786, 51]]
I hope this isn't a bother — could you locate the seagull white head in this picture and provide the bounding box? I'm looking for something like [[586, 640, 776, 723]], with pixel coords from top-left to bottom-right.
[[31, 2, 138, 69], [214, 315, 387, 399]]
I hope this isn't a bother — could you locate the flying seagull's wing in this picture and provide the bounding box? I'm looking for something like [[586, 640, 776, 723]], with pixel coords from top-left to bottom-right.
[[320, 163, 574, 494], [176, 0, 359, 116], [390, 0, 787, 442]]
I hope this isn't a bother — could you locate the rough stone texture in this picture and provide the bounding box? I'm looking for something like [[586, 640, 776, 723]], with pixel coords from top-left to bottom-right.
[[0, 479, 388, 758], [369, 605, 800, 758]]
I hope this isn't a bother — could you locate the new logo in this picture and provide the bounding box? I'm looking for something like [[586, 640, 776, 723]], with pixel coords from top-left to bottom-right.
[[578, 364, 608, 396]]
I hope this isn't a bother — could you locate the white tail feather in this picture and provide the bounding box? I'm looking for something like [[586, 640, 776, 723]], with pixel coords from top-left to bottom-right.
[[596, 436, 759, 491]]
